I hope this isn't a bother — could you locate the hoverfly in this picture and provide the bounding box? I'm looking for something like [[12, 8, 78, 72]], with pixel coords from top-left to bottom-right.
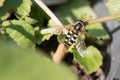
[[41, 20, 87, 57]]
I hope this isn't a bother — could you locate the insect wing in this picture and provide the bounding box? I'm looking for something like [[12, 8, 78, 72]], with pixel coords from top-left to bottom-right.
[[41, 25, 72, 35], [75, 37, 86, 57]]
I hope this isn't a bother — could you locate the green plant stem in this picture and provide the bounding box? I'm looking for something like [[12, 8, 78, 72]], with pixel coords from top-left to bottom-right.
[[88, 14, 120, 24]]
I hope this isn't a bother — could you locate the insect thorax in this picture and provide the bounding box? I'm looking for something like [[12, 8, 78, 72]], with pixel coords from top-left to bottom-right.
[[74, 20, 85, 33]]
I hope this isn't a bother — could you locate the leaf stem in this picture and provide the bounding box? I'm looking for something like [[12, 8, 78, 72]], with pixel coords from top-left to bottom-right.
[[53, 43, 66, 63], [88, 14, 120, 24]]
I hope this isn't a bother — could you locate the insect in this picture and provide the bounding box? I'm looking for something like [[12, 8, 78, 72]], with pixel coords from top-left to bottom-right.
[[41, 20, 87, 57], [64, 20, 87, 57]]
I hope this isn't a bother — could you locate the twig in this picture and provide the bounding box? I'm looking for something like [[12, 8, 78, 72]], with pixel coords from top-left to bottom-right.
[[53, 43, 66, 63], [34, 0, 63, 26], [88, 14, 120, 24], [34, 0, 67, 63]]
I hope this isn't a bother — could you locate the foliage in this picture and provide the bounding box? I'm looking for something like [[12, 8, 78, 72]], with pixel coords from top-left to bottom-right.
[[106, 0, 120, 21], [106, 0, 120, 15], [0, 0, 31, 21], [73, 46, 103, 74], [0, 0, 119, 79], [0, 42, 77, 80], [2, 20, 35, 48]]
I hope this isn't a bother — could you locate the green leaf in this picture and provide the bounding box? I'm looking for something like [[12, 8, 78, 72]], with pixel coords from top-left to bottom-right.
[[2, 20, 35, 48], [47, 0, 109, 45], [48, 0, 96, 26], [47, 0, 110, 44], [24, 17, 38, 24], [85, 23, 110, 46], [0, 42, 77, 80], [30, 2, 49, 27], [35, 31, 53, 44], [106, 0, 120, 18], [0, 0, 31, 21], [17, 0, 31, 16], [85, 23, 110, 40], [73, 46, 103, 74]]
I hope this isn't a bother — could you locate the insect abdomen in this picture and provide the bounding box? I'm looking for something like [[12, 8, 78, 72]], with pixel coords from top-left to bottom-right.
[[64, 31, 78, 46]]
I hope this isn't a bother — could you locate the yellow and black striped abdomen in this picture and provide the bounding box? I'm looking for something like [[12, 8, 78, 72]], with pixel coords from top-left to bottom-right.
[[64, 31, 78, 46]]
